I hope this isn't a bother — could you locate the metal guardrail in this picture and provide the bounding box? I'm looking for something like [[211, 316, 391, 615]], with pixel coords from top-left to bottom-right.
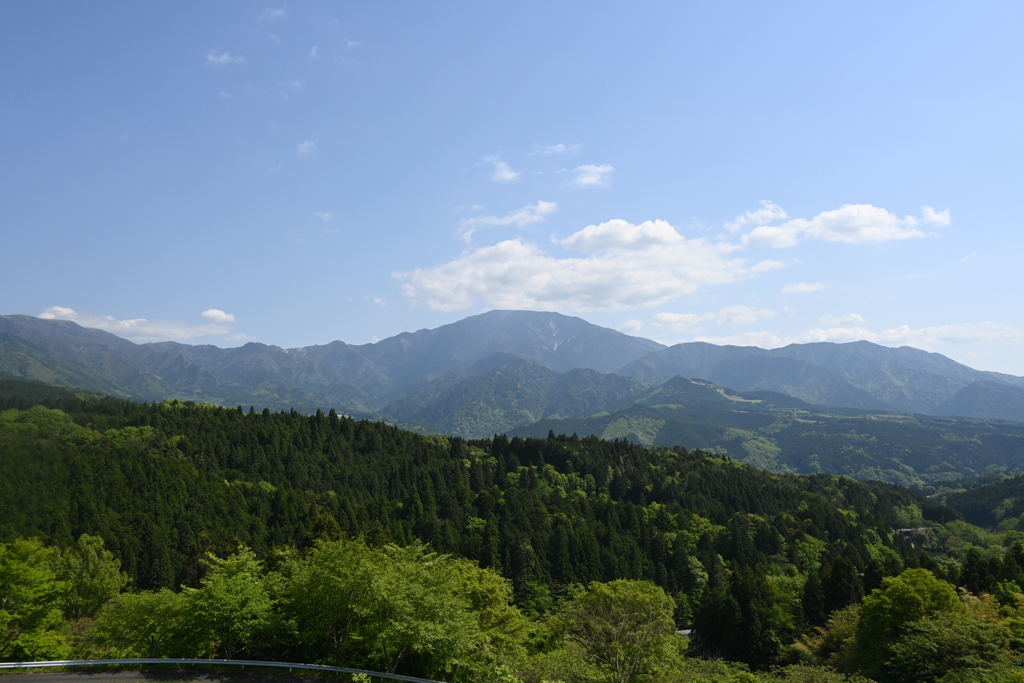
[[0, 659, 446, 683]]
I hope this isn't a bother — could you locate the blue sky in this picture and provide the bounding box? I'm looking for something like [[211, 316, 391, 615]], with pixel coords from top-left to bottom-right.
[[3, 2, 1024, 373]]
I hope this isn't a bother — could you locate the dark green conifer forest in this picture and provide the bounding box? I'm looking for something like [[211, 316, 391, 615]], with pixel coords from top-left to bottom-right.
[[3, 379, 1024, 683]]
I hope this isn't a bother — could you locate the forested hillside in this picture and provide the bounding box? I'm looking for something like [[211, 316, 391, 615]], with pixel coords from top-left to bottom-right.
[[618, 340, 1024, 418], [6, 379, 1024, 682]]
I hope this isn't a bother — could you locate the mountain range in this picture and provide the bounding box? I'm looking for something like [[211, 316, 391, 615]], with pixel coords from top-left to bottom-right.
[[5, 309, 1024, 486]]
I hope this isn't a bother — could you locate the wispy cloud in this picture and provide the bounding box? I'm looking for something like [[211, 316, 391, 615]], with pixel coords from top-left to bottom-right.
[[783, 282, 827, 293], [258, 7, 287, 22], [206, 50, 245, 66], [483, 154, 519, 182], [297, 141, 316, 155], [751, 260, 787, 274], [457, 201, 556, 242], [309, 46, 319, 60], [716, 305, 777, 326], [316, 211, 332, 223], [961, 252, 978, 262], [619, 319, 644, 333], [819, 313, 865, 326], [566, 164, 614, 188], [649, 305, 776, 332], [650, 312, 714, 332], [40, 307, 240, 342], [529, 143, 581, 156], [725, 200, 787, 232]]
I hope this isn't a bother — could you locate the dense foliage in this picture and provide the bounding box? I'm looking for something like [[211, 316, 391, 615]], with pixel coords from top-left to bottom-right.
[[4, 380, 1024, 681]]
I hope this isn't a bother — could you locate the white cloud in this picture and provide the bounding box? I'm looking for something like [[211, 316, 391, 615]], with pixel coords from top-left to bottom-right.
[[483, 154, 519, 182], [316, 211, 332, 223], [344, 39, 361, 48], [961, 252, 978, 262], [41, 306, 76, 319], [783, 282, 827, 293], [561, 218, 684, 252], [297, 141, 316, 155], [529, 143, 581, 156], [921, 206, 951, 226], [725, 200, 788, 232], [201, 309, 237, 323], [619, 319, 644, 333], [717, 305, 777, 326], [398, 219, 753, 312], [206, 50, 245, 66], [458, 201, 556, 242], [373, 297, 387, 307], [566, 164, 614, 188], [40, 307, 238, 342], [310, 46, 319, 59], [258, 7, 286, 21], [819, 313, 866, 326], [744, 204, 940, 248]]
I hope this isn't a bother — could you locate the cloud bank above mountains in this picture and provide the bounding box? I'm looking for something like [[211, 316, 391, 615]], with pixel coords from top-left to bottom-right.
[[399, 202, 944, 314]]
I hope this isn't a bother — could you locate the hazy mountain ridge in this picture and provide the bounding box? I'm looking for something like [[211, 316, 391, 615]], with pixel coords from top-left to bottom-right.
[[4, 309, 1024, 429], [0, 310, 662, 414]]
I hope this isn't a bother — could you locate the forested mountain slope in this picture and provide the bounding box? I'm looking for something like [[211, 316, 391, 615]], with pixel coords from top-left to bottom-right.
[[0, 311, 661, 412], [617, 339, 1024, 418], [510, 376, 1024, 488], [0, 379, 947, 596], [382, 355, 652, 438]]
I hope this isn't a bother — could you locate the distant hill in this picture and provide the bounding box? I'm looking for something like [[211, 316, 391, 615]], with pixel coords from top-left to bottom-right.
[[616, 339, 1024, 418], [935, 381, 1024, 423], [382, 354, 651, 438]]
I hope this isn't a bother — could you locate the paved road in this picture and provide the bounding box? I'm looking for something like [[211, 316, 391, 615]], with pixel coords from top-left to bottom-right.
[[0, 671, 339, 683]]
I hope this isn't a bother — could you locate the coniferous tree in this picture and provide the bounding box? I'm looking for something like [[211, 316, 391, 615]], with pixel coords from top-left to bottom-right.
[[825, 557, 863, 615], [801, 570, 827, 627]]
